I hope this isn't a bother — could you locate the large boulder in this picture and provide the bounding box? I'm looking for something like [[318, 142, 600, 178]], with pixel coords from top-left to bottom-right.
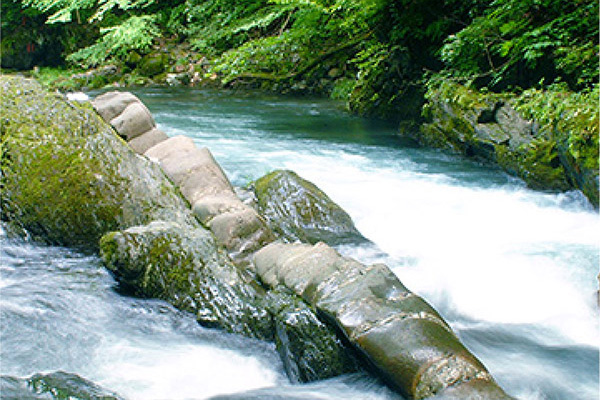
[[0, 76, 196, 250], [100, 221, 272, 339], [253, 242, 514, 400], [253, 170, 367, 245]]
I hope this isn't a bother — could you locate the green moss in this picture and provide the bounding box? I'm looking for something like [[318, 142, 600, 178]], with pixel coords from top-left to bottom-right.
[[99, 221, 273, 339], [1, 77, 121, 247], [1, 75, 197, 249], [419, 80, 597, 205], [519, 140, 570, 190], [137, 53, 169, 77], [515, 83, 599, 205]]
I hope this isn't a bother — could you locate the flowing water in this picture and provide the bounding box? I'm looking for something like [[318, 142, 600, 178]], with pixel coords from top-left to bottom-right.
[[1, 87, 598, 399]]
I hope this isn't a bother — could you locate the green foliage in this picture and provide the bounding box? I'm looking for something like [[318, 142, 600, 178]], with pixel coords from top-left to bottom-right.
[[213, 32, 302, 82], [67, 15, 160, 66], [21, 0, 185, 67], [514, 83, 599, 170], [21, 0, 96, 24], [184, 0, 273, 54], [440, 0, 599, 89]]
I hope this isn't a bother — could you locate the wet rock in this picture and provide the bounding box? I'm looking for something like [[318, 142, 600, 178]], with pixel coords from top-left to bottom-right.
[[253, 170, 367, 246], [0, 76, 195, 250], [1, 371, 124, 400], [416, 82, 571, 192], [253, 242, 514, 400], [145, 136, 274, 264], [265, 288, 360, 383], [100, 220, 273, 339]]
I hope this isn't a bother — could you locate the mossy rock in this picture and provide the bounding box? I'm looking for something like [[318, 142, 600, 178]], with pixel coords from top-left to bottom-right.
[[418, 81, 573, 193], [1, 371, 124, 400], [253, 170, 367, 246], [137, 53, 169, 77], [100, 221, 273, 339], [0, 76, 196, 250], [264, 288, 359, 383]]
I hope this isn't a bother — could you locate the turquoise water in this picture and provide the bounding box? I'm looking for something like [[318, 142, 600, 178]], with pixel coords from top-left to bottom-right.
[[1, 87, 598, 399]]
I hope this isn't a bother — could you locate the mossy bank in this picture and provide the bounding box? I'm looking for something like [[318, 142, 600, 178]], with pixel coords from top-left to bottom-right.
[[410, 81, 599, 207]]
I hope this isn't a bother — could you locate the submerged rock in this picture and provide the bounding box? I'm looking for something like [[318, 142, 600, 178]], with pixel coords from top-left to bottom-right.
[[0, 76, 195, 250], [253, 170, 367, 245], [0, 371, 124, 400], [253, 242, 514, 400]]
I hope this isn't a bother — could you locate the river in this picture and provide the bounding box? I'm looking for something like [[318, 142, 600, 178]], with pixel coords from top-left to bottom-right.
[[1, 87, 598, 400]]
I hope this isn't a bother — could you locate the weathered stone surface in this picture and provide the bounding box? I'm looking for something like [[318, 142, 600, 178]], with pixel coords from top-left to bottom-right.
[[109, 101, 156, 140], [429, 378, 515, 400], [253, 170, 367, 245], [264, 288, 359, 383], [0, 76, 195, 250], [100, 221, 272, 339], [128, 127, 168, 154], [253, 242, 513, 400], [415, 82, 571, 193], [1, 371, 124, 400], [145, 135, 274, 262], [145, 136, 233, 202], [91, 91, 139, 122], [209, 207, 274, 259], [192, 193, 247, 224], [145, 134, 197, 160]]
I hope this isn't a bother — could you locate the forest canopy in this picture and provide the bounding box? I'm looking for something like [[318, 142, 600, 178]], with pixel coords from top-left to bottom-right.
[[2, 0, 598, 116]]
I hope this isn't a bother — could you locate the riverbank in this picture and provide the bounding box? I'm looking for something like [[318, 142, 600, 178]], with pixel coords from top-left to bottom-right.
[[7, 56, 598, 209]]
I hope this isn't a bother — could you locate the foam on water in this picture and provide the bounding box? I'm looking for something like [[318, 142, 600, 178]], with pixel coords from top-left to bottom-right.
[[264, 148, 599, 348], [93, 339, 282, 400]]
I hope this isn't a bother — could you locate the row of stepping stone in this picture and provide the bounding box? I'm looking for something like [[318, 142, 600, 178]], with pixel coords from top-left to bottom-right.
[[91, 90, 514, 400], [91, 91, 274, 266]]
